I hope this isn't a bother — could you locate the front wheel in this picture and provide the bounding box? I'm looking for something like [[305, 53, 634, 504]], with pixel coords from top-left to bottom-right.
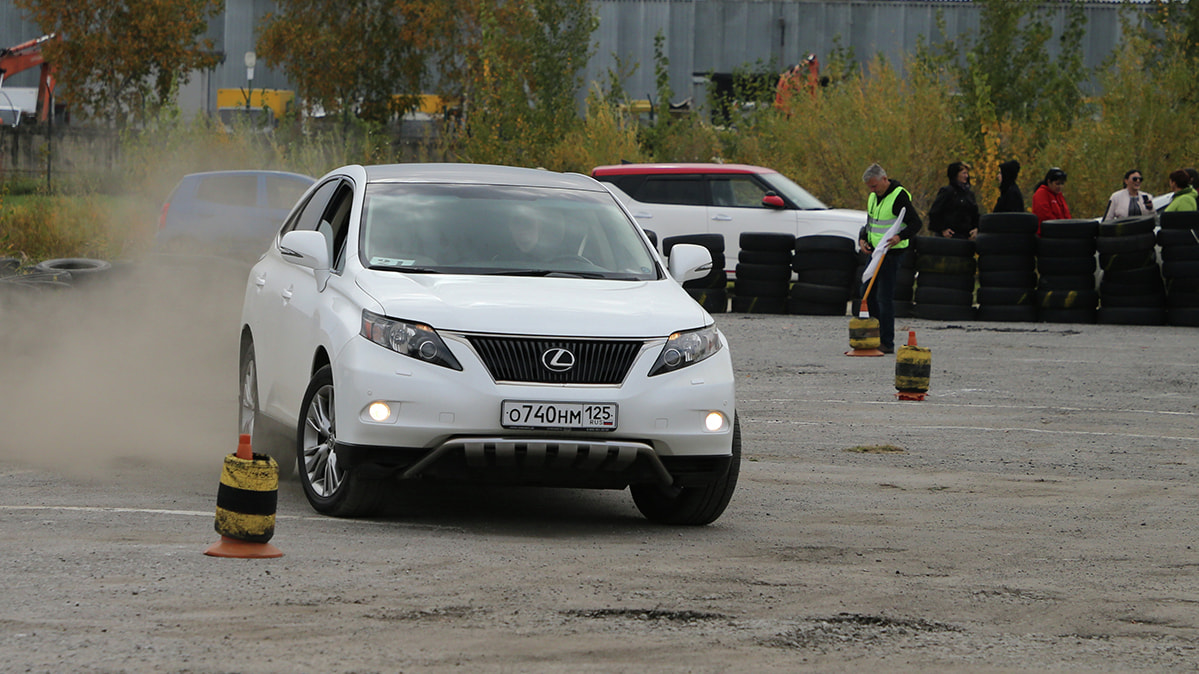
[[631, 416, 741, 525], [297, 365, 385, 517]]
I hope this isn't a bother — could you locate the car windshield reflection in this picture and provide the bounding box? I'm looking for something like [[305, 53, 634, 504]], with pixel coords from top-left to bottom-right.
[[360, 183, 660, 281]]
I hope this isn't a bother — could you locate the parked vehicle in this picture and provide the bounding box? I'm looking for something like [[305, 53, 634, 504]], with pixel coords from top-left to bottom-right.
[[591, 163, 866, 277], [239, 163, 740, 524], [155, 170, 315, 260]]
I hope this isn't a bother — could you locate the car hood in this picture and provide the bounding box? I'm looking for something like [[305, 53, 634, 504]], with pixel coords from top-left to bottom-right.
[[355, 272, 712, 337]]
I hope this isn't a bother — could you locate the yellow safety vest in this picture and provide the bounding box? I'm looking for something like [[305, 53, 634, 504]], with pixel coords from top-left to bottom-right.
[[866, 186, 911, 250]]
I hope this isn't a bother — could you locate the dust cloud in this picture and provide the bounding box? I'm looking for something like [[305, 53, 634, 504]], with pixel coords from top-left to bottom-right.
[[0, 256, 251, 479]]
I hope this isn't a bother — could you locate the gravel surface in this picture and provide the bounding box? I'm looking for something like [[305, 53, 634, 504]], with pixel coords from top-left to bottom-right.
[[1, 263, 1197, 672]]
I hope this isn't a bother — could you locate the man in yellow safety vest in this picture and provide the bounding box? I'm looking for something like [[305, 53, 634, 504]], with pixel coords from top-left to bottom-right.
[[859, 163, 922, 353]]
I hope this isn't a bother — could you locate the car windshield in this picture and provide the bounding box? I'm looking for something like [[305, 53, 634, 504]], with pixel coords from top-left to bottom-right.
[[759, 173, 829, 210], [359, 183, 661, 280]]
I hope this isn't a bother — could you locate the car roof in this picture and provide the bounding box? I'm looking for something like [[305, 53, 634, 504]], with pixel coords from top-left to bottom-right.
[[182, 170, 315, 181], [363, 163, 604, 191], [591, 163, 778, 177]]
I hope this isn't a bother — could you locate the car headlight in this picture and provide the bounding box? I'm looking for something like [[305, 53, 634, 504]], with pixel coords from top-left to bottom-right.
[[360, 310, 463, 371], [649, 325, 722, 376]]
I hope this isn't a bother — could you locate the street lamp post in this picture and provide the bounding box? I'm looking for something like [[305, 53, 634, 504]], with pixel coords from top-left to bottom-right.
[[244, 51, 256, 113]]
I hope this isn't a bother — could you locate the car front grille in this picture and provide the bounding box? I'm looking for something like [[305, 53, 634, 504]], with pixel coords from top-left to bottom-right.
[[467, 336, 645, 384]]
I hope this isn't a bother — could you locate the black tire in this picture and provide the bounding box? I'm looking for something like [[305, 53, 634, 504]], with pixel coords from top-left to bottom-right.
[[1167, 306, 1199, 326], [1100, 291, 1165, 308], [1040, 219, 1098, 239], [915, 285, 974, 306], [632, 416, 740, 525], [917, 271, 976, 291], [974, 233, 1037, 256], [1103, 266, 1162, 286], [33, 257, 112, 284], [1099, 251, 1157, 273], [686, 288, 728, 314], [976, 286, 1035, 306], [662, 234, 724, 256], [683, 266, 728, 290], [1170, 276, 1199, 293], [894, 299, 914, 317], [790, 281, 852, 304], [738, 249, 793, 265], [1098, 215, 1156, 237], [1157, 229, 1199, 247], [733, 278, 789, 298], [731, 295, 787, 314], [1095, 232, 1156, 255], [792, 250, 856, 272], [976, 304, 1038, 322], [238, 341, 296, 478], [977, 254, 1035, 273], [1038, 288, 1098, 310], [297, 365, 386, 517], [1039, 308, 1096, 324], [978, 212, 1039, 235], [913, 236, 974, 257], [1162, 260, 1199, 278], [1098, 306, 1167, 325], [740, 232, 796, 251], [916, 254, 976, 275], [734, 262, 792, 282], [914, 302, 977, 320], [1037, 237, 1096, 257], [1038, 256, 1097, 276], [1160, 244, 1199, 262], [787, 298, 848, 316], [979, 270, 1037, 288], [1167, 290, 1199, 308], [1159, 211, 1199, 230], [794, 235, 856, 253], [798, 266, 856, 288], [1037, 274, 1096, 292]]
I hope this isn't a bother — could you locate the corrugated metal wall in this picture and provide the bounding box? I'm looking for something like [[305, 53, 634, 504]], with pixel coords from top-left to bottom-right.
[[0, 1, 1137, 118]]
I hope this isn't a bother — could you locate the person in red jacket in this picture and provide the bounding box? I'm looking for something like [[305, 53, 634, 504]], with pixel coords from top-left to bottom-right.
[[1031, 167, 1071, 233]]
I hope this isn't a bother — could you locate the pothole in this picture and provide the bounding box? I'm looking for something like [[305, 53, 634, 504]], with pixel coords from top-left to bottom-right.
[[766, 613, 961, 651], [563, 608, 730, 623]]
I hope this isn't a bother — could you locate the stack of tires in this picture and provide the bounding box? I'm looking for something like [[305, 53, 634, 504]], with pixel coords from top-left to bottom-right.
[[1096, 215, 1165, 325], [913, 236, 977, 321], [1158, 211, 1199, 327], [663, 234, 728, 314], [732, 232, 795, 314], [789, 235, 857, 316], [894, 252, 916, 318], [974, 213, 1039, 322], [1036, 219, 1100, 324]]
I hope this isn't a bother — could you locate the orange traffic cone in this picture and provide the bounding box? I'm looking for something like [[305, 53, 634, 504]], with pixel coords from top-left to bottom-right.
[[204, 434, 283, 558]]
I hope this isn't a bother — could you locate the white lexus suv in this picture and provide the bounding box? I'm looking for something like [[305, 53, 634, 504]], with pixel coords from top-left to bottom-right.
[[239, 163, 739, 524]]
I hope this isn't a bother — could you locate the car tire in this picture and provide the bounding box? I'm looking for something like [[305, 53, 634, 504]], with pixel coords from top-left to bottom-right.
[[1040, 219, 1099, 239], [978, 212, 1038, 235], [631, 416, 740, 525], [974, 233, 1036, 255], [238, 341, 295, 479], [298, 365, 385, 517], [33, 257, 112, 283]]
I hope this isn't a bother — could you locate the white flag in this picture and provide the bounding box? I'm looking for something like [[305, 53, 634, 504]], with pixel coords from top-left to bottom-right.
[[860, 207, 906, 283]]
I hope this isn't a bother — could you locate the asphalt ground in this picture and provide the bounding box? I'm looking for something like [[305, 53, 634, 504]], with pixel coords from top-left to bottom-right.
[[1, 265, 1197, 672]]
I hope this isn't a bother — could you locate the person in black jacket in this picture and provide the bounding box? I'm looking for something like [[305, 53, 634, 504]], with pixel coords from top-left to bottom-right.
[[928, 161, 979, 239], [993, 159, 1025, 213]]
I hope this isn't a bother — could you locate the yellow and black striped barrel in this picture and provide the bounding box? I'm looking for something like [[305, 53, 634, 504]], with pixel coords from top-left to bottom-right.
[[214, 453, 279, 543], [895, 344, 932, 393], [848, 316, 881, 350]]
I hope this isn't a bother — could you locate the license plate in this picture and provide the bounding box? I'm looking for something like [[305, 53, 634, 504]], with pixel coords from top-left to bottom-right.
[[501, 400, 618, 431]]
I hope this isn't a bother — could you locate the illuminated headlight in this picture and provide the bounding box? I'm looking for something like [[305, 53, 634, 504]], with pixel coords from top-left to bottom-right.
[[649, 325, 722, 376], [360, 310, 463, 371]]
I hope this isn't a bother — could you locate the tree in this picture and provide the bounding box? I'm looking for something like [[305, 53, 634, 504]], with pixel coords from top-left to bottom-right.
[[257, 0, 448, 124], [14, 0, 222, 128]]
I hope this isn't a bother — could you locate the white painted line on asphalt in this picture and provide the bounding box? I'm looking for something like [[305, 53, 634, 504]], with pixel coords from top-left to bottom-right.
[[743, 398, 1198, 417], [741, 417, 1199, 443], [0, 505, 458, 529]]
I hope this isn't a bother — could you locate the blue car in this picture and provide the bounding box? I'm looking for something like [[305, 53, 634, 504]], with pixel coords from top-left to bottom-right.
[[155, 170, 315, 260]]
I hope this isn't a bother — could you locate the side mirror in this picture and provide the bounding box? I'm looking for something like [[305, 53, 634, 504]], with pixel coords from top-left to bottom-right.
[[762, 193, 785, 209], [667, 243, 714, 283], [279, 229, 332, 289]]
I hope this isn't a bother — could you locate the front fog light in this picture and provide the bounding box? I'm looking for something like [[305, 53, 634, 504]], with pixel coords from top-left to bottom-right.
[[368, 401, 392, 422], [704, 411, 726, 432]]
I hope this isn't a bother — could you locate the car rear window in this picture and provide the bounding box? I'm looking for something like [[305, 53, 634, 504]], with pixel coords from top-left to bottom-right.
[[634, 177, 707, 206], [195, 174, 258, 208]]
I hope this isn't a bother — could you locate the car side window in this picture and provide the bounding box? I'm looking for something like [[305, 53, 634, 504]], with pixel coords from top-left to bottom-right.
[[281, 179, 340, 237], [633, 177, 707, 206], [710, 175, 771, 208], [322, 183, 354, 272]]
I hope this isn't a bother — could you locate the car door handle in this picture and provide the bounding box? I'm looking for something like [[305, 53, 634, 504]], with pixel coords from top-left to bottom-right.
[[281, 286, 294, 301], [711, 213, 733, 221], [254, 274, 267, 288]]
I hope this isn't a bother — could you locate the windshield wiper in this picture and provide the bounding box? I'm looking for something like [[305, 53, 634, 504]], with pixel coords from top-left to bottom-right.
[[485, 269, 608, 279], [369, 265, 442, 273]]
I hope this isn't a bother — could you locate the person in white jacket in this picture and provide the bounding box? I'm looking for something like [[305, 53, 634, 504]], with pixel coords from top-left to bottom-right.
[[1102, 169, 1154, 221]]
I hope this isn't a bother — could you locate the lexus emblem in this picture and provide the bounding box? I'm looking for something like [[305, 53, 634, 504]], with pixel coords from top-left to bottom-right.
[[541, 347, 576, 372]]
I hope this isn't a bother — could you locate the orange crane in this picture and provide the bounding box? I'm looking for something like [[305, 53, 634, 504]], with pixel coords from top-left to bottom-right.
[[0, 33, 58, 125]]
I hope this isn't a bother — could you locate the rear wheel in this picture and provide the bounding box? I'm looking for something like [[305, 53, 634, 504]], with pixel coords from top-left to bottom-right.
[[238, 342, 294, 478], [632, 416, 741, 525], [297, 366, 385, 517]]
